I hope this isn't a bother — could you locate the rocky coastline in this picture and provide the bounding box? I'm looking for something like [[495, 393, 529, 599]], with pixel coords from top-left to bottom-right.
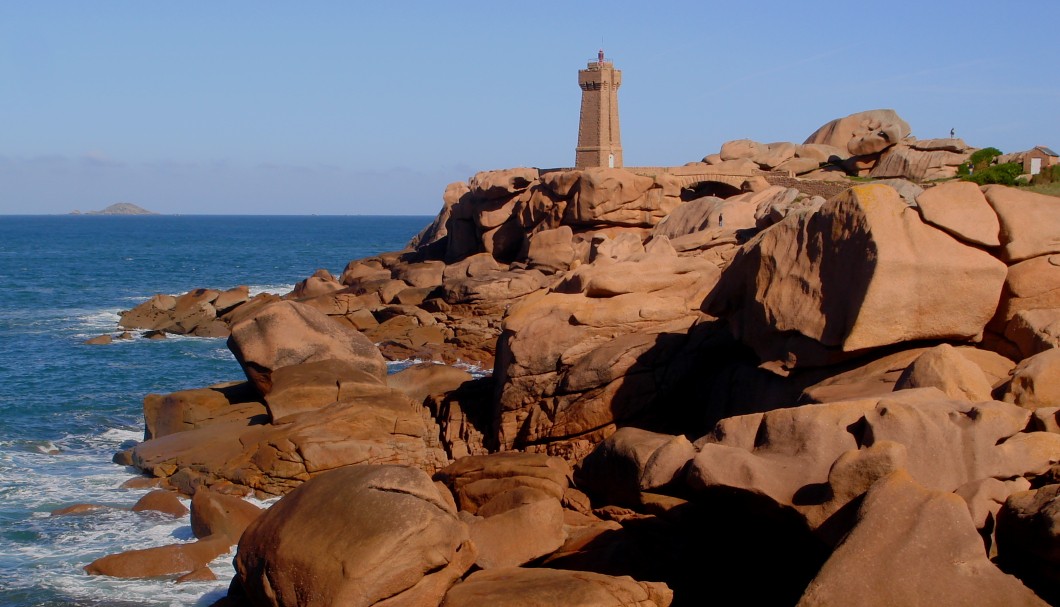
[[72, 110, 1060, 606]]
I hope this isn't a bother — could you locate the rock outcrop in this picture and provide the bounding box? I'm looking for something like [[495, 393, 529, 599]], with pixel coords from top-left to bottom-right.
[[797, 471, 1048, 607], [111, 109, 1060, 605], [119, 286, 259, 337], [227, 300, 387, 396], [804, 109, 911, 156], [234, 465, 475, 607], [708, 183, 1007, 371]]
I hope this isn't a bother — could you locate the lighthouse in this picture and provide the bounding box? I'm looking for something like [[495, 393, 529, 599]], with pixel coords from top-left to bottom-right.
[[575, 50, 623, 169]]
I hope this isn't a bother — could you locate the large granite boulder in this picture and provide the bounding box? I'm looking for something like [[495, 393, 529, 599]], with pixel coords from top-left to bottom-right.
[[719, 139, 762, 161], [575, 427, 696, 507], [434, 453, 571, 570], [442, 268, 549, 306], [339, 260, 391, 285], [131, 490, 188, 517], [172, 288, 226, 336], [1005, 308, 1060, 359], [687, 389, 1060, 535], [387, 362, 472, 405], [392, 260, 445, 288], [262, 359, 385, 422], [493, 242, 718, 434], [801, 345, 1013, 404], [567, 168, 675, 227], [982, 185, 1060, 263], [462, 487, 566, 569], [234, 465, 475, 607], [995, 254, 1060, 327], [891, 343, 994, 401], [143, 381, 266, 440], [804, 109, 911, 156], [556, 245, 718, 302], [468, 167, 539, 199], [190, 486, 262, 543], [708, 184, 1008, 370], [226, 300, 387, 395], [85, 536, 230, 579], [914, 180, 1001, 247], [132, 384, 450, 496], [289, 269, 343, 300], [493, 282, 707, 457], [1000, 348, 1060, 410], [434, 452, 571, 514], [525, 226, 576, 273], [213, 285, 250, 313], [869, 143, 970, 181], [119, 294, 178, 331], [649, 188, 800, 254], [796, 471, 1048, 606], [751, 141, 798, 169], [119, 286, 251, 337], [996, 484, 1060, 604]]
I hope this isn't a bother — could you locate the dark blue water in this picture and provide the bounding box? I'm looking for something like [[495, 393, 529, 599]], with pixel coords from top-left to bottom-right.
[[0, 215, 431, 606]]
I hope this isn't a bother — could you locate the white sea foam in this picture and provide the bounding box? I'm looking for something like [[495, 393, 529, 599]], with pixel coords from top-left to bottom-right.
[[385, 358, 492, 379], [11, 514, 235, 606], [99, 428, 143, 444], [247, 283, 294, 297], [33, 440, 61, 455], [0, 442, 235, 605], [0, 409, 284, 606], [191, 346, 237, 361], [385, 358, 424, 373], [76, 309, 123, 328], [47, 307, 124, 339], [452, 360, 492, 378]]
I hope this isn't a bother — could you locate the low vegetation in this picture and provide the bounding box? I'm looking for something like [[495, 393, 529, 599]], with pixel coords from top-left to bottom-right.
[[1020, 162, 1060, 197], [955, 146, 1024, 187], [1023, 181, 1060, 197]]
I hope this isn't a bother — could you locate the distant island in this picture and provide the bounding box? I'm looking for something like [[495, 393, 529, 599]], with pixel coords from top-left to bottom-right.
[[70, 203, 158, 215]]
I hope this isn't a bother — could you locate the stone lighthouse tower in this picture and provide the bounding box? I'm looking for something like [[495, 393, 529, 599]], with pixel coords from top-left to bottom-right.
[[575, 50, 623, 169]]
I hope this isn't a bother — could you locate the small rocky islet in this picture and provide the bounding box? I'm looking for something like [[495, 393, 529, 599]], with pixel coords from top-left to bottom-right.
[[70, 202, 158, 215], [73, 109, 1060, 606]]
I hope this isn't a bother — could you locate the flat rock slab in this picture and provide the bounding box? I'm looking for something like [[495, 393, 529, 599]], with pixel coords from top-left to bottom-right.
[[441, 567, 673, 607]]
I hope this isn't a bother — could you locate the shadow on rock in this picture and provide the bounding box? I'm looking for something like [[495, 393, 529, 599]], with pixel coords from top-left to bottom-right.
[[544, 489, 828, 607]]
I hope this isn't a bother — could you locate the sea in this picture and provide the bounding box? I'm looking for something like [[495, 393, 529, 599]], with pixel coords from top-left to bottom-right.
[[0, 214, 434, 607]]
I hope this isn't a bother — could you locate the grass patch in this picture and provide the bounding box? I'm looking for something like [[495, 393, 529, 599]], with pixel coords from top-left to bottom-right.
[[1022, 182, 1060, 198]]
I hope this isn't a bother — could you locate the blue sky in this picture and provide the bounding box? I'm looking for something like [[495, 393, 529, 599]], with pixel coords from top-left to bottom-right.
[[1, 1, 1057, 215]]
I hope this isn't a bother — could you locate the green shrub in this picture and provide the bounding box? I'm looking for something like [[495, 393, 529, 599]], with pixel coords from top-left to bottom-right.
[[958, 146, 1003, 177], [964, 162, 1023, 186], [968, 147, 1003, 170]]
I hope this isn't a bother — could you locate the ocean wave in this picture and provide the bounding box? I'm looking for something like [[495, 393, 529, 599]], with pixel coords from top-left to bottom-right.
[[113, 281, 294, 306], [452, 360, 492, 378], [0, 443, 236, 605], [5, 504, 233, 606], [1, 215, 424, 606], [0, 439, 64, 456], [384, 358, 492, 379], [247, 283, 294, 297], [75, 309, 123, 329], [99, 428, 143, 444], [385, 358, 425, 373]]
